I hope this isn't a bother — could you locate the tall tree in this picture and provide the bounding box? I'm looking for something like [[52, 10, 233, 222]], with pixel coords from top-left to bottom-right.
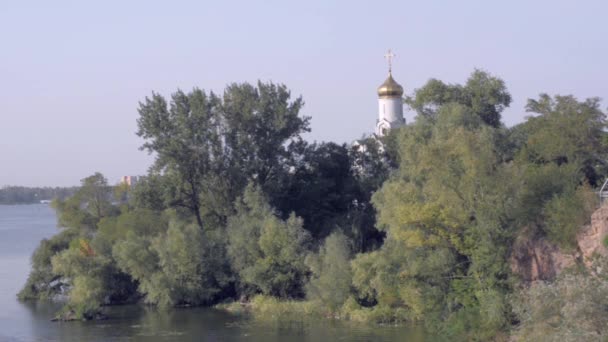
[[136, 82, 310, 229], [221, 82, 310, 189], [227, 184, 310, 298], [406, 69, 511, 127], [520, 94, 608, 186], [53, 172, 114, 231], [137, 89, 222, 229]]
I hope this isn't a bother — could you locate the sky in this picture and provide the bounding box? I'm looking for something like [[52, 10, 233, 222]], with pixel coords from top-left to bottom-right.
[[0, 0, 606, 186]]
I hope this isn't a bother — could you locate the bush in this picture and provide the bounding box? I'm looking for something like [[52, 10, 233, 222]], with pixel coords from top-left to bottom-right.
[[227, 184, 310, 298], [543, 184, 597, 250], [18, 228, 79, 300], [113, 221, 231, 308], [511, 270, 608, 341], [248, 295, 322, 321], [305, 232, 353, 313]]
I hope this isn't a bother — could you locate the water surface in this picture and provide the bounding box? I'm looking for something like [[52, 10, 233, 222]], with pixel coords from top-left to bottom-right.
[[0, 204, 429, 341]]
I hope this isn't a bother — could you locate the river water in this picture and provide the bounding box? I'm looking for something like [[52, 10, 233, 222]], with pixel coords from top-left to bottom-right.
[[0, 204, 430, 342]]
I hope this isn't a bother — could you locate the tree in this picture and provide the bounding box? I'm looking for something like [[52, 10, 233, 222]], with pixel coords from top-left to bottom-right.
[[137, 89, 222, 229], [18, 228, 78, 300], [543, 184, 597, 250], [19, 173, 121, 305], [271, 142, 356, 238], [221, 82, 310, 189], [53, 173, 115, 231], [406, 69, 511, 127], [51, 239, 113, 319], [352, 103, 516, 337], [520, 94, 608, 186], [136, 82, 310, 229], [227, 184, 311, 298], [305, 232, 353, 312], [512, 270, 608, 341], [113, 220, 231, 307]]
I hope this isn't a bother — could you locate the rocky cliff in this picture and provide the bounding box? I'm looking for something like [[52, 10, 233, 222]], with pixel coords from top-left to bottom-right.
[[510, 204, 608, 282], [577, 205, 608, 267]]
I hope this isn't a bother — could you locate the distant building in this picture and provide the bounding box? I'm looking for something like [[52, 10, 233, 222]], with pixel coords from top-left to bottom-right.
[[120, 176, 140, 187], [376, 49, 405, 136]]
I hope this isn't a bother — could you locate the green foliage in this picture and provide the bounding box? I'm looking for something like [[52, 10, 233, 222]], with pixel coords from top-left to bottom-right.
[[272, 142, 355, 239], [511, 265, 608, 341], [351, 239, 456, 321], [305, 232, 352, 312], [51, 241, 112, 317], [357, 76, 605, 339], [94, 209, 166, 255], [543, 184, 597, 250], [358, 95, 518, 337], [513, 163, 579, 226], [19, 73, 608, 339], [271, 141, 386, 249], [130, 175, 169, 211], [244, 295, 323, 321], [18, 228, 78, 300], [19, 173, 123, 306], [406, 69, 511, 127], [227, 184, 311, 298], [521, 94, 608, 186], [113, 221, 231, 308], [52, 173, 116, 231], [136, 82, 310, 229]]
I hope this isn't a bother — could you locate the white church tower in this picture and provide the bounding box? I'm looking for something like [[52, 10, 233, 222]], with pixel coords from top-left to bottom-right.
[[376, 50, 405, 136]]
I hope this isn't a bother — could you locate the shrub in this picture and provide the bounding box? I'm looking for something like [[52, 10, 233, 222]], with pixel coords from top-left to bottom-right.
[[543, 184, 597, 250], [511, 271, 608, 341], [305, 232, 352, 313]]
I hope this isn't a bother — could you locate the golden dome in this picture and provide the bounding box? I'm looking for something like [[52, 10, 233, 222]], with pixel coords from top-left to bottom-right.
[[377, 72, 404, 98]]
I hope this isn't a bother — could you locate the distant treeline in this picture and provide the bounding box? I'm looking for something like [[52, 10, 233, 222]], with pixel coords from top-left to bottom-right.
[[0, 186, 78, 204]]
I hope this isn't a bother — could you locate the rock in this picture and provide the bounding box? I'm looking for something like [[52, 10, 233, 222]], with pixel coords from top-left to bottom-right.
[[51, 309, 78, 322], [509, 233, 576, 282], [51, 309, 107, 322], [510, 205, 608, 283], [576, 205, 608, 267]]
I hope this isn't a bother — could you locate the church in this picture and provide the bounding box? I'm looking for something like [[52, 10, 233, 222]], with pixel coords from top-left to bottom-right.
[[375, 50, 405, 137]]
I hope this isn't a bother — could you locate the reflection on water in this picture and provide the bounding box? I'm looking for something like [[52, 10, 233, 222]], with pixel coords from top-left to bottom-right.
[[3, 303, 428, 342], [0, 205, 430, 342]]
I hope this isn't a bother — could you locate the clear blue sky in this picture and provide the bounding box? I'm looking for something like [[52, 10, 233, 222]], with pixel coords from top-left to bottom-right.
[[1, 0, 606, 186]]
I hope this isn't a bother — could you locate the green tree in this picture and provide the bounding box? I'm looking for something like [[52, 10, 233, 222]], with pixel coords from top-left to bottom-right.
[[272, 142, 356, 238], [406, 69, 511, 127], [305, 232, 353, 313], [18, 228, 78, 300], [136, 82, 310, 229], [19, 173, 120, 304], [53, 172, 115, 231], [227, 184, 311, 298], [51, 239, 113, 319], [520, 94, 607, 186], [543, 183, 597, 250], [271, 140, 388, 251], [137, 89, 222, 229], [130, 175, 169, 211], [353, 103, 515, 338], [221, 82, 310, 189], [512, 268, 608, 341], [113, 220, 231, 307]]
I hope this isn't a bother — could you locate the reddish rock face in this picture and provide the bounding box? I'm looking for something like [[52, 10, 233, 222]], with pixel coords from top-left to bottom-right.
[[510, 205, 608, 283], [510, 233, 576, 282], [577, 205, 608, 267]]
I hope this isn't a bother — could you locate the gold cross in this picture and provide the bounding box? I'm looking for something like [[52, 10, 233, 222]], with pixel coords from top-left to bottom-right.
[[384, 49, 395, 73]]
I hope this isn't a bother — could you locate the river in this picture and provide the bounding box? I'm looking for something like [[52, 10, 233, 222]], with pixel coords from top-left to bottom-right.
[[0, 204, 430, 341]]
